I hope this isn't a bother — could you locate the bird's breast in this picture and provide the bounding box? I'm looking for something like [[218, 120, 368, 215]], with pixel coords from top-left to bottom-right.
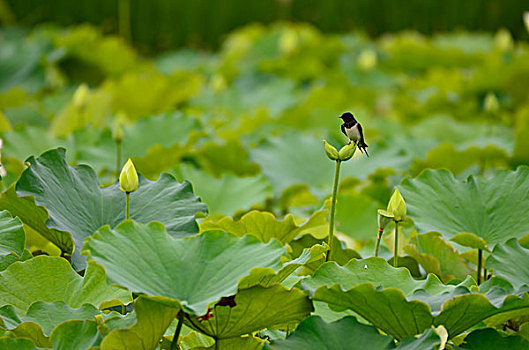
[[345, 124, 361, 141]]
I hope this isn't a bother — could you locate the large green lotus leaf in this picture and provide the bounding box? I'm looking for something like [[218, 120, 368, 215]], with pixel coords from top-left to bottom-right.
[[410, 143, 509, 177], [0, 211, 25, 271], [249, 132, 331, 196], [2, 126, 71, 163], [303, 257, 474, 297], [0, 30, 47, 93], [0, 256, 131, 314], [14, 148, 207, 269], [0, 186, 73, 255], [0, 301, 99, 338], [179, 165, 272, 216], [434, 289, 529, 338], [100, 296, 178, 350], [50, 320, 100, 350], [250, 132, 413, 196], [83, 220, 286, 315], [395, 328, 441, 350], [237, 243, 327, 289], [186, 285, 313, 339], [461, 328, 529, 349], [0, 337, 36, 350], [312, 283, 433, 340], [76, 112, 201, 174], [200, 210, 326, 244], [267, 315, 394, 349], [487, 239, 529, 289], [403, 232, 472, 282], [335, 192, 379, 241], [400, 167, 529, 246], [206, 336, 265, 350], [191, 139, 261, 177]]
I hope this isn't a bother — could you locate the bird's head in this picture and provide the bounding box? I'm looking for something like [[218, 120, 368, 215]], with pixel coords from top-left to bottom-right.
[[339, 112, 356, 122]]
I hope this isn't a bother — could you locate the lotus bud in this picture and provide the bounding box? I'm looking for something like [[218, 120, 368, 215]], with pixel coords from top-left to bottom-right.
[[484, 92, 499, 113], [119, 158, 139, 193], [211, 74, 227, 94], [387, 188, 406, 222], [323, 140, 339, 160], [377, 209, 393, 230], [279, 30, 298, 55], [338, 143, 357, 161], [524, 12, 529, 34], [72, 84, 90, 110], [357, 49, 377, 71], [113, 120, 124, 144], [494, 28, 513, 52]]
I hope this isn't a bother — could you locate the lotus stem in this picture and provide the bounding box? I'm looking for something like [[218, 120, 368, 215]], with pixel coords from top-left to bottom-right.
[[393, 221, 399, 267], [170, 310, 185, 350], [125, 192, 130, 220], [477, 249, 482, 285], [374, 228, 383, 257], [326, 160, 341, 262]]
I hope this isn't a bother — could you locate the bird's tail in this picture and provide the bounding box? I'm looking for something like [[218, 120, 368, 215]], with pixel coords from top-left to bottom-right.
[[359, 142, 369, 157]]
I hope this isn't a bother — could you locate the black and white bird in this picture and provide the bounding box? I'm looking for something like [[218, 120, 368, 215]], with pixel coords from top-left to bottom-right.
[[339, 112, 369, 157]]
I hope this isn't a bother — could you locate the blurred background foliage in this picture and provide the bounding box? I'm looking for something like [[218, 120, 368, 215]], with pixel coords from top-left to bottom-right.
[[1, 0, 529, 259], [2, 0, 529, 52]]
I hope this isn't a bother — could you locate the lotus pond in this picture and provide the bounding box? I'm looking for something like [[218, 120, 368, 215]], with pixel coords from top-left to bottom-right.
[[1, 23, 529, 349]]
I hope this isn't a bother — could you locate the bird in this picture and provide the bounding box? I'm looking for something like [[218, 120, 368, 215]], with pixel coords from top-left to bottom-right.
[[339, 112, 369, 157]]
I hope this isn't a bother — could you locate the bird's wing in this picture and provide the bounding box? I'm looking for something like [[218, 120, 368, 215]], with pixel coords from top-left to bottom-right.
[[340, 124, 347, 137], [356, 122, 366, 144]]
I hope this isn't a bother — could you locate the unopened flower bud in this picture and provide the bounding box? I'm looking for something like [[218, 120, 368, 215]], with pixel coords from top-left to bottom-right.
[[484, 92, 499, 113], [323, 140, 339, 160], [113, 121, 124, 144], [357, 49, 377, 71], [338, 143, 356, 161], [387, 188, 406, 222], [72, 84, 90, 110], [524, 12, 529, 34], [377, 209, 392, 229], [119, 158, 139, 193]]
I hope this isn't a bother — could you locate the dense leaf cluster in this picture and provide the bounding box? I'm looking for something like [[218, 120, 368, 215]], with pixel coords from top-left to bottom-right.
[[1, 23, 529, 349]]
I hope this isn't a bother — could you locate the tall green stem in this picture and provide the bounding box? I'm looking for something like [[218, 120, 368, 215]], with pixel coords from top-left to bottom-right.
[[116, 141, 121, 182], [477, 249, 482, 285], [126, 192, 130, 219], [393, 221, 399, 267], [170, 311, 185, 350], [326, 160, 341, 262], [374, 229, 383, 257]]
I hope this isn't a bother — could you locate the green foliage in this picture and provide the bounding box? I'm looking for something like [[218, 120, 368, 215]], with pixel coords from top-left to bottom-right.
[[400, 168, 529, 248], [2, 23, 529, 348], [0, 256, 131, 314], [267, 316, 394, 349], [12, 148, 207, 269], [83, 220, 285, 315]]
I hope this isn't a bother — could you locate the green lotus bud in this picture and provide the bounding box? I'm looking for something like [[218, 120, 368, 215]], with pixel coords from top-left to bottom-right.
[[338, 143, 356, 161], [524, 12, 529, 34], [72, 84, 90, 110], [113, 120, 124, 144], [484, 92, 499, 113], [357, 49, 377, 71], [323, 140, 339, 160], [386, 188, 406, 222], [494, 28, 513, 52], [279, 30, 298, 55], [119, 158, 139, 193], [377, 209, 392, 229]]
